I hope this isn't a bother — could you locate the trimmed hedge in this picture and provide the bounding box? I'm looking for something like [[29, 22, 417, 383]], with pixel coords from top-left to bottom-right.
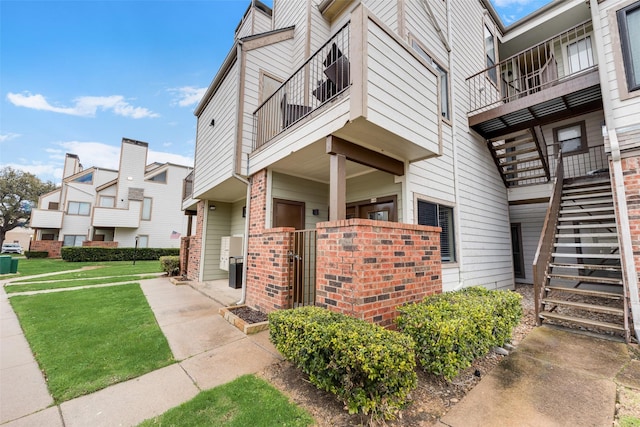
[[61, 247, 179, 262], [25, 251, 49, 259], [159, 256, 180, 276], [269, 306, 417, 420], [396, 287, 522, 380]]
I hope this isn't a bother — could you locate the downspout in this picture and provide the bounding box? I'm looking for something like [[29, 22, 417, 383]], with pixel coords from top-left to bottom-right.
[[447, 0, 464, 290], [233, 40, 251, 305], [589, 0, 640, 341]]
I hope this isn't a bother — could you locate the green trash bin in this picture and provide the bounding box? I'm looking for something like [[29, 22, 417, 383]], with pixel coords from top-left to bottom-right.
[[0, 255, 10, 274], [9, 258, 18, 274]]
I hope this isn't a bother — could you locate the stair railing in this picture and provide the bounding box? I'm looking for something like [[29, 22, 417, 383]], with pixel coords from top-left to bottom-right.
[[531, 127, 551, 181], [533, 149, 564, 324]]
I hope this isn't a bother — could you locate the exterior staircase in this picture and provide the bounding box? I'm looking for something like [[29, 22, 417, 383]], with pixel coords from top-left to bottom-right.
[[537, 175, 628, 339], [488, 128, 550, 187]]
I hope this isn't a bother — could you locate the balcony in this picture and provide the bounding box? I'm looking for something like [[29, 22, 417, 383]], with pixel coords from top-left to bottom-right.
[[250, 5, 442, 178], [467, 20, 602, 140], [30, 208, 63, 229], [92, 202, 141, 228]]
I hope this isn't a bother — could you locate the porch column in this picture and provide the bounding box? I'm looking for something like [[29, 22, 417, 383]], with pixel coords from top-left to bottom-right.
[[329, 152, 346, 221]]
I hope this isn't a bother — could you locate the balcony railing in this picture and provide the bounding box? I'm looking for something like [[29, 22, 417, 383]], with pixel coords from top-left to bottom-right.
[[548, 144, 607, 180], [253, 22, 351, 150], [182, 171, 194, 202], [467, 20, 595, 115]]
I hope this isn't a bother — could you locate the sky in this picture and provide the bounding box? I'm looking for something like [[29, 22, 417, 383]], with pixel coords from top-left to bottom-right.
[[1, 0, 549, 185]]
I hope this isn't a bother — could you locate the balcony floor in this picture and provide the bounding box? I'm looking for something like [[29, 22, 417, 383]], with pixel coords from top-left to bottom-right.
[[469, 69, 602, 140]]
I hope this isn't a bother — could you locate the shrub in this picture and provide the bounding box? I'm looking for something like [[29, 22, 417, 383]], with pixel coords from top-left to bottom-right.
[[25, 251, 49, 259], [396, 286, 522, 380], [159, 256, 180, 276], [269, 306, 417, 420], [60, 247, 179, 262]]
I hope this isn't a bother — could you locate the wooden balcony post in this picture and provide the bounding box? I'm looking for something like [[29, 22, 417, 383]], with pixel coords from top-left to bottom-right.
[[329, 138, 346, 221]]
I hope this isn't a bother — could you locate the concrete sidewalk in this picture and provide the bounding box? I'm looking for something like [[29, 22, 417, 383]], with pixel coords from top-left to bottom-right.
[[1, 277, 281, 426], [439, 326, 640, 427]]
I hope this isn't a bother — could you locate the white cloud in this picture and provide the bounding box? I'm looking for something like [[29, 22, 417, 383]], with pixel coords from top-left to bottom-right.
[[169, 86, 207, 107], [6, 92, 159, 119], [148, 150, 193, 167], [0, 133, 21, 143]]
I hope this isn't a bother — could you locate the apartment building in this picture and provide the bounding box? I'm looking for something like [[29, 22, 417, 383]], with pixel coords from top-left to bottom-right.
[[30, 138, 193, 257], [182, 0, 640, 340]]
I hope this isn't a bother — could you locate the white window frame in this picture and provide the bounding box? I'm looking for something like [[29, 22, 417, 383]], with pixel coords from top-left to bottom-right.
[[485, 25, 497, 84], [617, 1, 640, 92], [137, 235, 149, 248], [141, 197, 152, 221], [416, 198, 456, 263], [563, 34, 594, 76], [68, 201, 91, 216], [99, 196, 115, 208], [63, 235, 86, 247], [410, 38, 450, 121]]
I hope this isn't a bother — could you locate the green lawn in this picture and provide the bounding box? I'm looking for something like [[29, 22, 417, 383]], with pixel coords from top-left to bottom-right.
[[10, 259, 161, 281], [138, 375, 314, 427], [10, 284, 174, 403], [4, 275, 159, 293]]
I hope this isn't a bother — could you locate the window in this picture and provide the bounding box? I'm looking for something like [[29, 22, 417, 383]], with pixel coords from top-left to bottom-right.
[[417, 200, 456, 262], [566, 36, 594, 74], [63, 235, 85, 247], [68, 201, 90, 215], [146, 171, 167, 183], [618, 1, 640, 92], [73, 172, 93, 184], [485, 25, 497, 84], [48, 202, 59, 210], [554, 121, 587, 155], [99, 196, 115, 207], [137, 235, 149, 248], [411, 40, 450, 120], [142, 197, 152, 220]]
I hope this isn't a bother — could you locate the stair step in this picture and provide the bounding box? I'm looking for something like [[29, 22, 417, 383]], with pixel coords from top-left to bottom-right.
[[564, 179, 610, 189], [496, 146, 538, 159], [555, 233, 618, 239], [506, 173, 548, 183], [550, 263, 622, 271], [492, 138, 534, 150], [546, 285, 623, 299], [560, 206, 615, 215], [563, 185, 612, 194], [542, 298, 624, 315], [552, 252, 621, 259], [554, 242, 619, 248], [538, 311, 625, 332], [502, 165, 545, 174], [561, 199, 614, 207], [547, 273, 623, 285], [561, 192, 612, 200], [557, 223, 617, 230], [558, 214, 616, 222], [499, 156, 541, 167]]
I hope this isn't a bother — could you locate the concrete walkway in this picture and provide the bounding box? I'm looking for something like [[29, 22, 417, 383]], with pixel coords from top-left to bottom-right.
[[1, 277, 281, 426], [439, 326, 640, 427]]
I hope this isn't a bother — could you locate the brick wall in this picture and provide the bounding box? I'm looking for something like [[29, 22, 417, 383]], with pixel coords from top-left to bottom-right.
[[182, 201, 205, 281], [29, 240, 63, 258], [621, 156, 640, 281], [316, 219, 442, 327], [82, 241, 118, 248]]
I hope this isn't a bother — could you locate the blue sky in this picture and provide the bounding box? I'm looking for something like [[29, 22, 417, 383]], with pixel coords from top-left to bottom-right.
[[1, 0, 548, 184]]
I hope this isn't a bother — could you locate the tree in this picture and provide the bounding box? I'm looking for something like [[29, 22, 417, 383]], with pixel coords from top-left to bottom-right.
[[0, 167, 57, 246]]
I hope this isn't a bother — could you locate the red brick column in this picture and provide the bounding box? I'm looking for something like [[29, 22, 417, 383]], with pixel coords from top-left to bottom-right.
[[245, 170, 293, 312], [29, 240, 63, 258], [621, 156, 640, 282], [316, 219, 442, 328], [183, 201, 205, 281]]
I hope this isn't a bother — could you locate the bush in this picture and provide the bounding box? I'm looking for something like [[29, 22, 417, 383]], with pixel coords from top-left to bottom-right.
[[269, 306, 417, 420], [396, 286, 522, 380], [25, 251, 49, 259], [159, 256, 180, 276], [60, 247, 179, 262]]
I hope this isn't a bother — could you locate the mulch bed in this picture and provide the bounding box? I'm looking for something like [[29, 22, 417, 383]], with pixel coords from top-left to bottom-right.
[[229, 305, 268, 323]]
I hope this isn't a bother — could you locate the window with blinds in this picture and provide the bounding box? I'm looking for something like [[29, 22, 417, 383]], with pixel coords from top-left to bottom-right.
[[417, 200, 456, 262]]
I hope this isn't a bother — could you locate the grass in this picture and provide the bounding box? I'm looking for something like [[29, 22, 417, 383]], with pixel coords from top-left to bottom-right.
[[139, 374, 314, 427], [4, 275, 159, 293], [10, 284, 174, 403], [11, 259, 161, 282]]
